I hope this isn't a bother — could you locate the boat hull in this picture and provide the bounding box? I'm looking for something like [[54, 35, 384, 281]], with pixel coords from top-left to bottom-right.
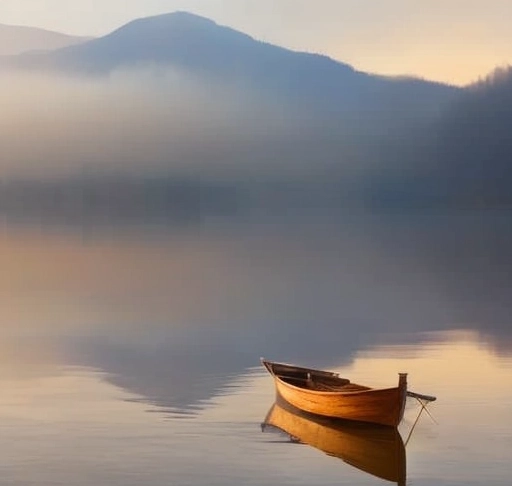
[[276, 379, 405, 427], [262, 360, 407, 427]]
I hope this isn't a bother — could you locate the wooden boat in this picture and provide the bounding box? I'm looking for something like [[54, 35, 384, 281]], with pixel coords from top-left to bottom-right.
[[262, 398, 406, 485], [261, 359, 408, 427]]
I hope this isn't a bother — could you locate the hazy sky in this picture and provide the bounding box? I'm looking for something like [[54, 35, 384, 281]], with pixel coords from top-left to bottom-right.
[[1, 1, 511, 85]]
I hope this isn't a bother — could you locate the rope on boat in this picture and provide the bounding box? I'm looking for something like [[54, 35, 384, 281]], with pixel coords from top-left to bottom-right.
[[404, 389, 438, 446]]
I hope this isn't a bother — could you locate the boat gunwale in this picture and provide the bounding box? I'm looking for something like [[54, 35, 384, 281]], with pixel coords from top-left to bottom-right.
[[274, 373, 402, 397], [261, 358, 339, 377]]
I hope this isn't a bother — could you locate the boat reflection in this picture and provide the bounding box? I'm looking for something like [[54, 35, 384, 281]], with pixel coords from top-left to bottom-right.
[[262, 397, 406, 485]]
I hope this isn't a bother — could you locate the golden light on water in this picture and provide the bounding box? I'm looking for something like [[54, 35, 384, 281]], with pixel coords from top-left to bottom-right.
[[0, 227, 247, 331], [336, 330, 512, 390], [0, 325, 511, 484]]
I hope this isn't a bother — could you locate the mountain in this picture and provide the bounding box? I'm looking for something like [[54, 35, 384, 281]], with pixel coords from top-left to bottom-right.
[[0, 23, 91, 56], [10, 12, 503, 214], [10, 12, 457, 116]]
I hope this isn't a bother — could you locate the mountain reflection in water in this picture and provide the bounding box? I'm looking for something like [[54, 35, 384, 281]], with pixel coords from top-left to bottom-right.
[[1, 211, 511, 416]]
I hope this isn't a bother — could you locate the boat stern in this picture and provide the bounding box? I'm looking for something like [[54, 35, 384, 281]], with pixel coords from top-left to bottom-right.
[[398, 373, 408, 424]]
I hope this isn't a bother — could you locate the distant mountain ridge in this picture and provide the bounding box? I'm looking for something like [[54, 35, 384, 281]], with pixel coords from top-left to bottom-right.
[[17, 12, 357, 75], [8, 11, 457, 116], [0, 23, 91, 56]]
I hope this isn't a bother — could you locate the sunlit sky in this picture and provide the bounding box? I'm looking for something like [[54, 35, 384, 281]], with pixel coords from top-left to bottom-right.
[[1, 0, 512, 85]]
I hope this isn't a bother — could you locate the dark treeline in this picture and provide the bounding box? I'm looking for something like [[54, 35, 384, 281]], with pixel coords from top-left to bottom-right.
[[369, 67, 512, 209], [433, 67, 512, 206]]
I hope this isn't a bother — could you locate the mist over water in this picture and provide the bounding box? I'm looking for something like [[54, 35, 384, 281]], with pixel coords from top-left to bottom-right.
[[0, 68, 370, 184], [0, 69, 272, 178]]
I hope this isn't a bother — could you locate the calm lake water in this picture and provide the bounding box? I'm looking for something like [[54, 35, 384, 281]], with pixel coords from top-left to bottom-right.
[[1, 211, 511, 485]]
